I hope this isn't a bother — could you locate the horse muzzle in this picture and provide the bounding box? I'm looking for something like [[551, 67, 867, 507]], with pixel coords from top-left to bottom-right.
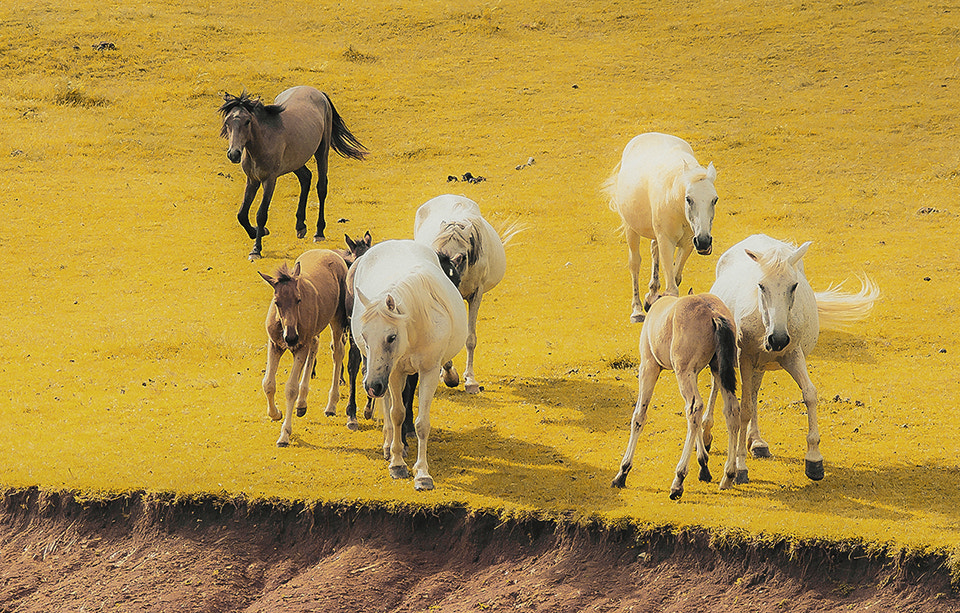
[[227, 148, 242, 164], [694, 235, 713, 256], [366, 380, 387, 399], [766, 332, 790, 353]]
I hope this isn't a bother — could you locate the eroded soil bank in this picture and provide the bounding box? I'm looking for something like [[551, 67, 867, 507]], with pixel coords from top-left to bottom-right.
[[0, 488, 956, 612]]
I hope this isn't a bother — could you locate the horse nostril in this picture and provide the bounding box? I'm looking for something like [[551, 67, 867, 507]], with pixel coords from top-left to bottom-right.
[[285, 334, 299, 347], [227, 149, 241, 163]]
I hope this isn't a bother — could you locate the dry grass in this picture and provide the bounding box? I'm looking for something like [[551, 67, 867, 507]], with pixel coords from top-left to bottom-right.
[[1, 0, 959, 554]]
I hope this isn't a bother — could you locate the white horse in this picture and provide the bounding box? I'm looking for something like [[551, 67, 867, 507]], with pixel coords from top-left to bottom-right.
[[602, 133, 718, 323], [707, 234, 880, 483], [350, 239, 467, 491], [414, 194, 515, 394]]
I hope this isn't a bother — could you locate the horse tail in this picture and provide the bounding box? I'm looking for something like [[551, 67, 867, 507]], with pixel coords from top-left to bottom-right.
[[600, 162, 622, 213], [496, 218, 527, 248], [326, 95, 369, 161], [713, 315, 738, 395], [815, 275, 880, 331]]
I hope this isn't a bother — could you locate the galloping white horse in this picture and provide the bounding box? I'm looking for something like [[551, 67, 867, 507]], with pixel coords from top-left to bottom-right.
[[350, 239, 467, 491], [603, 133, 718, 322], [414, 194, 514, 394], [707, 234, 879, 483]]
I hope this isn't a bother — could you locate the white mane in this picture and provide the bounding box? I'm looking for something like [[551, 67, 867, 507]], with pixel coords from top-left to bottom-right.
[[359, 267, 457, 329]]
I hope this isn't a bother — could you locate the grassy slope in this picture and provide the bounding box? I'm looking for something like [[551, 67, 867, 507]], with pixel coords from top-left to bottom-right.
[[1, 0, 958, 551]]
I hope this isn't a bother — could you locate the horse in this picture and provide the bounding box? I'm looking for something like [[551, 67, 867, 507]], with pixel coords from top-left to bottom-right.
[[219, 86, 368, 260], [706, 234, 880, 483], [611, 293, 741, 499], [413, 194, 518, 394], [350, 240, 467, 491], [259, 249, 349, 447], [335, 231, 375, 429], [602, 133, 718, 323]]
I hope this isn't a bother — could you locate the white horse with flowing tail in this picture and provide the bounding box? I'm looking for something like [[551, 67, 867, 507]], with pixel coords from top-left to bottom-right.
[[602, 133, 718, 323], [350, 239, 467, 491], [414, 194, 519, 394], [706, 234, 880, 483], [611, 293, 741, 499]]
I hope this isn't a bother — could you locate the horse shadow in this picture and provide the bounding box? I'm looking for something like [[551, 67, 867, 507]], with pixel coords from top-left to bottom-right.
[[732, 456, 960, 526], [811, 331, 878, 365]]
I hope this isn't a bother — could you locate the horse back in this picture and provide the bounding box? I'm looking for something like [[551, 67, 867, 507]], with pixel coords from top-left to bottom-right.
[[669, 294, 732, 374], [272, 86, 332, 169], [294, 249, 348, 332]]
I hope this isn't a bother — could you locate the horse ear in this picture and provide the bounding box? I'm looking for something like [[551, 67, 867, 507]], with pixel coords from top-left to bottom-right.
[[706, 162, 717, 181], [386, 293, 398, 313], [363, 231, 372, 245], [292, 261, 302, 278], [788, 241, 812, 266], [259, 271, 277, 287], [356, 288, 371, 309], [345, 234, 357, 250], [745, 249, 761, 263]]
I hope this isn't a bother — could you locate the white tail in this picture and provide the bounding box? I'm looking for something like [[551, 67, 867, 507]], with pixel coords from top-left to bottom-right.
[[496, 218, 527, 248], [815, 275, 880, 331], [600, 162, 621, 212]]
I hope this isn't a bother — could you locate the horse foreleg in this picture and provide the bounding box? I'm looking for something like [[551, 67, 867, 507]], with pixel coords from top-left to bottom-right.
[[262, 341, 284, 421], [293, 165, 312, 239], [463, 292, 483, 393], [674, 240, 695, 289], [670, 370, 708, 500], [238, 179, 261, 240], [386, 371, 411, 479], [278, 348, 310, 447], [625, 228, 645, 323], [313, 149, 330, 242], [734, 360, 762, 483], [612, 359, 660, 488], [779, 351, 823, 480], [325, 327, 346, 423], [251, 178, 277, 260], [744, 366, 770, 458], [717, 377, 742, 491], [295, 339, 318, 418], [401, 373, 418, 457], [411, 368, 440, 491], [656, 237, 681, 299]]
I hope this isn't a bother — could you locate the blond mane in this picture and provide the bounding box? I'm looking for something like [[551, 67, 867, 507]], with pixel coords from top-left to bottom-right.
[[359, 267, 455, 327]]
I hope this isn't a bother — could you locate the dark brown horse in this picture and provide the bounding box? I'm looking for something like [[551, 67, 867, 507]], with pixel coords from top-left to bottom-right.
[[220, 86, 368, 260]]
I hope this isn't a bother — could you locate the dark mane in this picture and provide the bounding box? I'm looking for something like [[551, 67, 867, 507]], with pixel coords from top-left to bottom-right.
[[273, 262, 297, 285], [219, 91, 285, 135]]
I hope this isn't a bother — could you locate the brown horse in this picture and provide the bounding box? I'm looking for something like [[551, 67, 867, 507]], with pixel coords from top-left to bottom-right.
[[259, 249, 348, 447], [220, 86, 368, 260], [335, 232, 375, 430], [611, 292, 741, 499]]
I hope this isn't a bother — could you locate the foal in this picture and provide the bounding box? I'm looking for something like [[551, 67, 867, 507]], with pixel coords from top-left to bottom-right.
[[612, 293, 741, 499], [260, 249, 348, 447]]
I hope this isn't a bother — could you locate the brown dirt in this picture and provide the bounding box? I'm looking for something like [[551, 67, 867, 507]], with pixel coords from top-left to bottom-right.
[[1, 488, 955, 612]]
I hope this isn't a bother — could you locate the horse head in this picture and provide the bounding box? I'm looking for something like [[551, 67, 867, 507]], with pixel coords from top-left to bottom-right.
[[683, 162, 718, 255], [358, 293, 410, 398], [341, 231, 373, 266], [260, 262, 305, 348], [746, 241, 811, 352], [219, 91, 283, 163]]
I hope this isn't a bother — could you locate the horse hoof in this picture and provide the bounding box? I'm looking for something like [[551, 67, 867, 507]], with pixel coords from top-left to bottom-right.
[[248, 252, 262, 261], [389, 465, 410, 480], [464, 382, 480, 394], [735, 469, 750, 484], [324, 408, 336, 417], [719, 474, 735, 490], [805, 459, 825, 481], [611, 474, 627, 489], [414, 476, 435, 491], [346, 420, 358, 431], [669, 488, 683, 500], [630, 313, 645, 323], [699, 465, 712, 483], [297, 228, 307, 239], [297, 407, 307, 418], [314, 233, 325, 242], [276, 441, 289, 448], [751, 444, 772, 459], [268, 410, 282, 421], [442, 373, 459, 388]]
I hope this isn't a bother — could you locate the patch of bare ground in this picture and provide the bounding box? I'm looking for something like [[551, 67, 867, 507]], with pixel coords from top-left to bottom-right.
[[0, 488, 956, 612]]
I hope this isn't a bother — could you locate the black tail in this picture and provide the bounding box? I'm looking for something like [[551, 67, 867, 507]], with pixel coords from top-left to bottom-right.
[[326, 95, 368, 161], [713, 316, 738, 394]]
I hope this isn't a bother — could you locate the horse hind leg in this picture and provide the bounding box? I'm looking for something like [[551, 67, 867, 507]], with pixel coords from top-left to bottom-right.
[[293, 165, 312, 239], [313, 148, 330, 242], [625, 228, 646, 323], [670, 371, 707, 500], [345, 333, 362, 430], [463, 293, 483, 393], [643, 238, 662, 313]]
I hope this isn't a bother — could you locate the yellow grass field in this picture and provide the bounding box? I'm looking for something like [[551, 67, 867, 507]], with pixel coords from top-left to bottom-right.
[[1, 0, 958, 555]]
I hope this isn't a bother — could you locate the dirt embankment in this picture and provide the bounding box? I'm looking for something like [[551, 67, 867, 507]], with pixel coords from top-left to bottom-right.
[[0, 488, 955, 612]]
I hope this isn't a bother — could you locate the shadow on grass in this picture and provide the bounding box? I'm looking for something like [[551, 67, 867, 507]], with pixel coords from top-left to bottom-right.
[[811, 331, 878, 364], [731, 454, 960, 525]]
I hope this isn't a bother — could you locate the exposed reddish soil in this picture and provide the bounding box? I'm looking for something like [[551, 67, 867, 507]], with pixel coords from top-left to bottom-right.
[[0, 489, 956, 612]]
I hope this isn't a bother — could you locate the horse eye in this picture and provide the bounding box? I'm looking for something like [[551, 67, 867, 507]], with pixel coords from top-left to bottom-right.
[[758, 284, 766, 292], [711, 197, 718, 206], [790, 283, 798, 293], [387, 334, 397, 344], [685, 197, 693, 206]]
